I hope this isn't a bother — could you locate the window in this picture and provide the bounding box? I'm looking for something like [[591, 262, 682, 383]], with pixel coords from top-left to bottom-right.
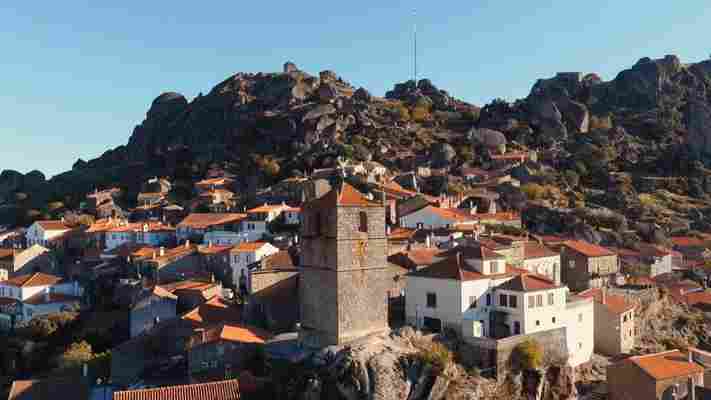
[[509, 295, 517, 309], [499, 294, 508, 307], [548, 293, 555, 305], [552, 317, 556, 324], [623, 314, 628, 322], [578, 313, 583, 322], [514, 321, 521, 335], [535, 320, 540, 326], [536, 295, 543, 307], [577, 342, 582, 349], [568, 260, 576, 269], [426, 292, 437, 308], [486, 294, 491, 306], [314, 213, 322, 235], [358, 212, 368, 233], [490, 261, 499, 274], [469, 296, 477, 309], [528, 295, 535, 308]]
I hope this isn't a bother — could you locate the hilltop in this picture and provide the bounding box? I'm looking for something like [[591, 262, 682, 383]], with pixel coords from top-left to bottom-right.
[[3, 55, 711, 243]]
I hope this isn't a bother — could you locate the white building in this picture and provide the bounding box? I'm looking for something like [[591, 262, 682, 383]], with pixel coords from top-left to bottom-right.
[[522, 242, 561, 284], [25, 220, 72, 247], [399, 205, 479, 230], [0, 272, 83, 326], [230, 241, 280, 290], [203, 230, 249, 247], [176, 213, 247, 242], [407, 246, 594, 368], [105, 222, 175, 250]]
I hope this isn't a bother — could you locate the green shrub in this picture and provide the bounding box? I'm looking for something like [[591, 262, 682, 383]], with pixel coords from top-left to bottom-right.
[[521, 183, 546, 200], [512, 339, 544, 370], [414, 342, 452, 374]]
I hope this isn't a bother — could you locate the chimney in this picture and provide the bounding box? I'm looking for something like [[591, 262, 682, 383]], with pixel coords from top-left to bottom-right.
[[159, 247, 165, 257], [208, 240, 213, 248], [152, 251, 157, 260], [44, 290, 50, 303], [688, 349, 694, 363]]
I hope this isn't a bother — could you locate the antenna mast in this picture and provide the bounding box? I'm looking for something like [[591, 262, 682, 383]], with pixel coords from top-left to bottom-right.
[[413, 9, 418, 83]]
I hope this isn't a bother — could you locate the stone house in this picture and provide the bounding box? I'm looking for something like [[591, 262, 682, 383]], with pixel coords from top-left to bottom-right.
[[127, 286, 178, 338], [159, 279, 221, 313], [578, 288, 635, 355], [249, 250, 300, 332], [187, 322, 270, 383], [137, 243, 202, 284], [0, 245, 54, 279], [198, 244, 232, 287], [299, 183, 390, 348], [105, 221, 176, 251], [607, 349, 708, 400], [560, 240, 619, 292]]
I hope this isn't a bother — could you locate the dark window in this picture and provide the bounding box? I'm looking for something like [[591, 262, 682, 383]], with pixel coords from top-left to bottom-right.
[[486, 293, 491, 306], [314, 213, 322, 235], [536, 320, 540, 326], [514, 321, 521, 335], [499, 294, 508, 307], [469, 296, 477, 309], [552, 317, 556, 323], [509, 295, 517, 309], [359, 211, 368, 233], [426, 292, 437, 308]]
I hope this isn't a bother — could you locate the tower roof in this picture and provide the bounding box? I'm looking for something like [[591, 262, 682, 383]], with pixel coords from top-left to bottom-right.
[[305, 182, 381, 210]]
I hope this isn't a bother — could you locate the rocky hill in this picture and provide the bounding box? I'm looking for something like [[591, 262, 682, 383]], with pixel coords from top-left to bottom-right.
[[3, 56, 711, 237]]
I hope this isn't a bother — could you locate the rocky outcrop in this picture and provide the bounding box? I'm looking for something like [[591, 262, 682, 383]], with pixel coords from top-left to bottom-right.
[[687, 97, 711, 157]]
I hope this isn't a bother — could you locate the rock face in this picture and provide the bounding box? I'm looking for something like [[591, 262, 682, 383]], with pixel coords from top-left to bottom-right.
[[687, 98, 711, 157]]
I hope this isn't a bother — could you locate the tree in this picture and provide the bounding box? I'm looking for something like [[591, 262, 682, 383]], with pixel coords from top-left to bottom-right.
[[57, 341, 94, 371], [512, 339, 544, 370]]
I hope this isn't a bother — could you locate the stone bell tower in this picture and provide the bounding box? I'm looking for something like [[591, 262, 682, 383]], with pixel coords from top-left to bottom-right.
[[299, 183, 389, 348]]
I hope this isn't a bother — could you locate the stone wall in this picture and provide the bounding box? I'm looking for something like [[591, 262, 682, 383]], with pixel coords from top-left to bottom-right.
[[461, 327, 568, 379], [251, 269, 299, 294]]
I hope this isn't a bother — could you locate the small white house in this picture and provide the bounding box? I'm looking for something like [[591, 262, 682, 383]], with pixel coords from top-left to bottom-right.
[[0, 272, 82, 325], [230, 241, 280, 291], [522, 243, 561, 284], [203, 230, 249, 247], [25, 220, 72, 247], [399, 205, 478, 230]]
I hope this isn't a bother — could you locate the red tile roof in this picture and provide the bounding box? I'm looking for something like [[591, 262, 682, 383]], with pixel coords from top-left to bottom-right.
[[523, 243, 559, 260], [305, 183, 381, 209], [192, 323, 271, 347], [563, 240, 615, 257], [578, 288, 634, 314], [196, 177, 234, 186], [198, 245, 233, 255], [387, 227, 417, 241], [682, 291, 711, 308], [2, 272, 63, 288], [178, 213, 247, 229], [497, 273, 561, 292], [410, 251, 520, 282], [247, 203, 288, 213], [9, 378, 88, 400], [36, 220, 71, 231], [231, 241, 271, 253], [670, 236, 708, 248], [626, 350, 704, 380], [113, 379, 240, 400], [0, 248, 14, 260], [181, 296, 242, 328], [159, 280, 218, 294]]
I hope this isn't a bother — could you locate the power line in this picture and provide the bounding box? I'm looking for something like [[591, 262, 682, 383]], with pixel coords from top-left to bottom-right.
[[413, 9, 418, 83]]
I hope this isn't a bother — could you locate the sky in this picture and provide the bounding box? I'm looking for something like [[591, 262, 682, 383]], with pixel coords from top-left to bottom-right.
[[1, 1, 710, 177]]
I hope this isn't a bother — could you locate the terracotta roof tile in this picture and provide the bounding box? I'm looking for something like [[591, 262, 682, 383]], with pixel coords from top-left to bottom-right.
[[247, 204, 288, 213], [231, 241, 270, 253], [305, 183, 380, 210], [578, 288, 634, 314], [626, 350, 704, 380], [112, 379, 240, 400], [2, 272, 63, 288], [9, 378, 89, 400], [563, 240, 615, 257], [36, 220, 71, 231], [387, 227, 417, 241], [196, 177, 234, 186], [683, 291, 711, 307], [198, 245, 233, 255], [410, 250, 517, 282], [497, 273, 561, 292], [259, 250, 296, 270], [178, 213, 247, 229], [181, 297, 242, 328], [523, 243, 559, 260], [23, 292, 82, 305], [192, 323, 271, 347]]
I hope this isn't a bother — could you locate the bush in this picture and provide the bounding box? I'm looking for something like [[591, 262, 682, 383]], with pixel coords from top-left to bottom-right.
[[512, 339, 544, 370], [564, 170, 580, 187], [411, 106, 431, 122], [521, 183, 546, 200], [414, 342, 452, 374], [57, 341, 93, 370]]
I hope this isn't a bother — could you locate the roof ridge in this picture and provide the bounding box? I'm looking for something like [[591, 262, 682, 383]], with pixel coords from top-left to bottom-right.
[[631, 349, 681, 360]]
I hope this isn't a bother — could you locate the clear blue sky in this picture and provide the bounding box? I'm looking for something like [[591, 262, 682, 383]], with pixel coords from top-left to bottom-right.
[[1, 1, 710, 177]]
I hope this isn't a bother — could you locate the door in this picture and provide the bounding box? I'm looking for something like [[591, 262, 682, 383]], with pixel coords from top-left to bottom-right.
[[423, 317, 442, 332]]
